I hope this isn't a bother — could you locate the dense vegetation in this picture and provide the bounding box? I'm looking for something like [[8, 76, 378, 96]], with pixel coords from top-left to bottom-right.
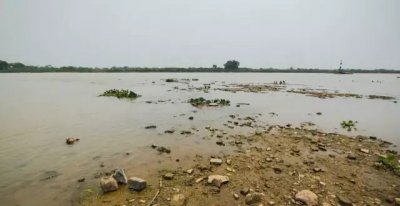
[[189, 97, 230, 107], [0, 59, 399, 73], [99, 89, 140, 99]]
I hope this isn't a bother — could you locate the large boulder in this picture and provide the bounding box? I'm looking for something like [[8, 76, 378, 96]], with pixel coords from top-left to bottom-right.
[[128, 177, 147, 191], [112, 168, 128, 184], [100, 177, 118, 193], [295, 190, 318, 206]]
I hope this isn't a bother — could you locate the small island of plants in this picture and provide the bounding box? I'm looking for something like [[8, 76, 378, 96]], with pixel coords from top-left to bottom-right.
[[189, 97, 230, 107], [99, 89, 140, 99], [340, 120, 358, 131]]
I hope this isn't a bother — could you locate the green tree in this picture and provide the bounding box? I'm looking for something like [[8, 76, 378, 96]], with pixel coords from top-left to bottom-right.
[[223, 60, 240, 70], [0, 60, 8, 70]]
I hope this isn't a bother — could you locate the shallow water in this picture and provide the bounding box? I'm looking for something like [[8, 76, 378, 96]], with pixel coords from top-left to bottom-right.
[[0, 73, 399, 205]]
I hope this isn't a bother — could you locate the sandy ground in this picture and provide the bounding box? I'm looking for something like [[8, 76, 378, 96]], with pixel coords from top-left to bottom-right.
[[79, 120, 400, 206]]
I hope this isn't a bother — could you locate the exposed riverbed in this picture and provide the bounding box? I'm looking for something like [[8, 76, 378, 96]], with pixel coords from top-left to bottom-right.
[[0, 73, 399, 205]]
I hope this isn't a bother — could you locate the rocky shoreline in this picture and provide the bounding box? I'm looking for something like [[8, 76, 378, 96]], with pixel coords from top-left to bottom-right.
[[80, 123, 400, 206]]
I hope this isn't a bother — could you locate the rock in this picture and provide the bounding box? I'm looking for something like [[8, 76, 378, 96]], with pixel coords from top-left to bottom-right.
[[337, 195, 353, 206], [273, 167, 282, 174], [245, 193, 264, 205], [216, 140, 225, 146], [128, 177, 147, 191], [359, 148, 369, 154], [163, 173, 174, 180], [395, 198, 400, 206], [186, 169, 194, 174], [268, 201, 275, 205], [157, 146, 171, 154], [369, 136, 377, 140], [100, 177, 118, 193], [66, 137, 79, 145], [313, 168, 322, 172], [226, 159, 232, 165], [210, 158, 223, 165], [385, 195, 394, 203], [112, 168, 128, 184], [240, 188, 250, 195], [233, 193, 239, 199], [295, 190, 318, 206], [347, 153, 357, 160], [145, 125, 157, 129], [207, 175, 229, 187], [188, 116, 194, 120], [77, 178, 85, 182], [316, 112, 322, 115], [151, 144, 157, 148], [195, 177, 205, 183], [164, 129, 175, 134], [171, 194, 186, 206]]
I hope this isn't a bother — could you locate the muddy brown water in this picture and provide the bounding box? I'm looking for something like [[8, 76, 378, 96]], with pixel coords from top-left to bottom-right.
[[0, 73, 399, 205]]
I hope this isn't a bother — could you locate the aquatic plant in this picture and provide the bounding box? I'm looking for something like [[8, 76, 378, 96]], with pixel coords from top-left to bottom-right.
[[376, 154, 400, 176], [340, 120, 358, 131], [99, 89, 140, 99], [367, 95, 395, 100], [189, 97, 230, 107], [165, 78, 178, 83]]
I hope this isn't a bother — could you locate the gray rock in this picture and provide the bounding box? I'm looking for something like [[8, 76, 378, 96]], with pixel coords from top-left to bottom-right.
[[207, 175, 229, 187], [295, 190, 318, 206], [112, 168, 128, 184], [128, 177, 147, 191], [245, 193, 264, 205], [171, 194, 186, 206], [210, 158, 223, 165], [347, 153, 357, 160], [337, 195, 353, 206], [100, 177, 118, 193]]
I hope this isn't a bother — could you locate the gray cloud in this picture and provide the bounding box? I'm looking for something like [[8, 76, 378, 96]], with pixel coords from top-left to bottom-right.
[[0, 0, 399, 69]]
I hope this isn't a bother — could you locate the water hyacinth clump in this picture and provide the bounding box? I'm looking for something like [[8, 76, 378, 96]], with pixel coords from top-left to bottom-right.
[[99, 89, 140, 99], [340, 120, 358, 131], [189, 97, 230, 107]]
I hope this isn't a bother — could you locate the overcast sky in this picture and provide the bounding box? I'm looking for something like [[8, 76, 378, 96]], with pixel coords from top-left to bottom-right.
[[0, 0, 399, 69]]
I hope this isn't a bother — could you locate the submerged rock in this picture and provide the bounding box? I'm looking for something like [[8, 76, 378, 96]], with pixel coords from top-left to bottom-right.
[[156, 146, 171, 154], [112, 168, 128, 184], [145, 125, 157, 129], [100, 177, 118, 193], [66, 137, 79, 145], [128, 177, 147, 191], [295, 190, 318, 206]]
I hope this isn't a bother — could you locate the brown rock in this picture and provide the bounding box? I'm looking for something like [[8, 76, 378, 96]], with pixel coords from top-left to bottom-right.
[[100, 177, 118, 193], [295, 190, 318, 206]]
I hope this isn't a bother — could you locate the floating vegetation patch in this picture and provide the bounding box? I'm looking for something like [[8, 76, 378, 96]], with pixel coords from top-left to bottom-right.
[[165, 78, 178, 83], [376, 154, 400, 176], [99, 89, 140, 99], [189, 97, 230, 107], [340, 120, 358, 131], [288, 89, 362, 99], [367, 95, 395, 100], [218, 83, 285, 93]]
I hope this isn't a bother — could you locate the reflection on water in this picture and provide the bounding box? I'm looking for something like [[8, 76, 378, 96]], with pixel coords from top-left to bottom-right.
[[0, 73, 399, 205]]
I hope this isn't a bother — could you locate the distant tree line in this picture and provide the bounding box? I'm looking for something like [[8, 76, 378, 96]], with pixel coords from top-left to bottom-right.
[[0, 59, 399, 73]]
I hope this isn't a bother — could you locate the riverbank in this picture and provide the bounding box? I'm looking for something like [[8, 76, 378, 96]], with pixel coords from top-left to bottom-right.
[[80, 123, 400, 206]]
